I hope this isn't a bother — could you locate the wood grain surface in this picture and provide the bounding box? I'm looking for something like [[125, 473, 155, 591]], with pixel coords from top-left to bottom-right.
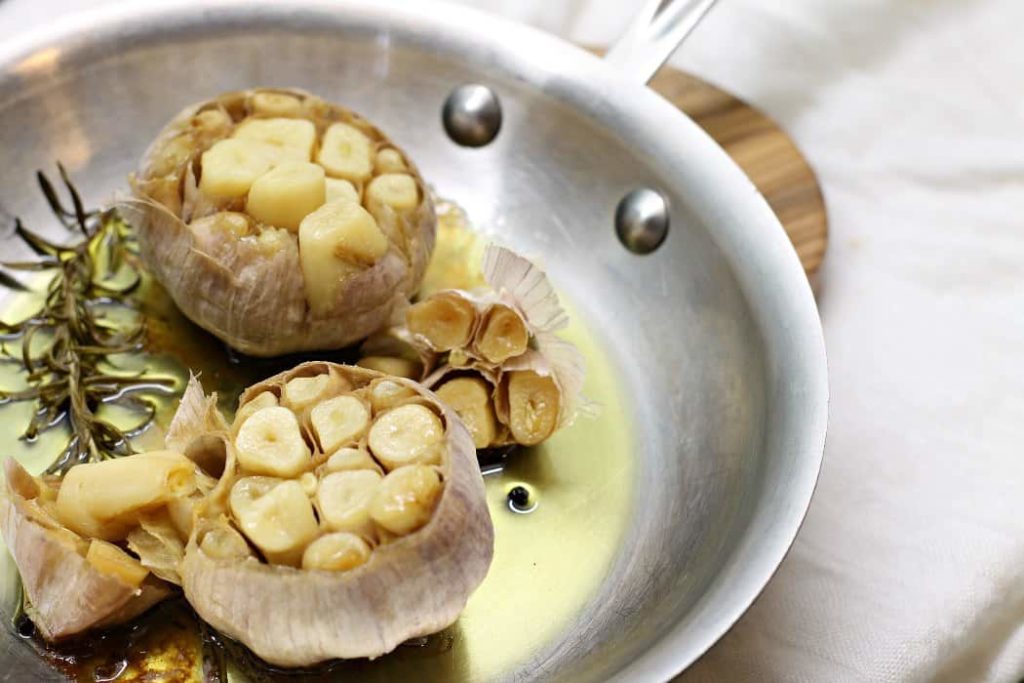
[[648, 65, 829, 277]]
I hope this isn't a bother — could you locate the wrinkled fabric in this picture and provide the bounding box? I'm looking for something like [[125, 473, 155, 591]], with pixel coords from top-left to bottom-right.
[[3, 0, 1022, 679]]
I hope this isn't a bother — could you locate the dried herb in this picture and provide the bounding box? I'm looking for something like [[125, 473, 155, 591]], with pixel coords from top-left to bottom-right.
[[0, 166, 171, 474]]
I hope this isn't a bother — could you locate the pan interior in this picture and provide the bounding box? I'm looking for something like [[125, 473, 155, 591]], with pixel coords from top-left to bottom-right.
[[0, 4, 816, 681]]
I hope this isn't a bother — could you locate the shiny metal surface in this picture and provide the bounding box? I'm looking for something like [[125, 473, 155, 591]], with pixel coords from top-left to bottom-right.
[[605, 0, 720, 83], [615, 187, 670, 254], [0, 1, 827, 681], [442, 84, 502, 147]]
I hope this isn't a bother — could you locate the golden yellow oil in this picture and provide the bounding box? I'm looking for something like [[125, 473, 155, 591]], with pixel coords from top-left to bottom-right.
[[0, 204, 634, 682]]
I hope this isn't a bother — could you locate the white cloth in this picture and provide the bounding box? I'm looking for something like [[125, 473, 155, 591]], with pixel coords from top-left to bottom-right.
[[2, 1, 1022, 680]]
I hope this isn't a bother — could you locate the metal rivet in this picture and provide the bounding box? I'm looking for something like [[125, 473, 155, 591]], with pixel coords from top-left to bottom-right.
[[442, 84, 502, 147], [615, 188, 669, 254]]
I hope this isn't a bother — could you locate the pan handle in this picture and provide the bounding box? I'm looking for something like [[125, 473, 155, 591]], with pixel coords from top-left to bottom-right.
[[604, 0, 719, 84]]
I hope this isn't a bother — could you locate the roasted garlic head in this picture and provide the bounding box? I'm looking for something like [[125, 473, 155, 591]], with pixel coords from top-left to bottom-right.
[[126, 88, 436, 357], [0, 454, 212, 640], [170, 363, 493, 666], [369, 245, 585, 450]]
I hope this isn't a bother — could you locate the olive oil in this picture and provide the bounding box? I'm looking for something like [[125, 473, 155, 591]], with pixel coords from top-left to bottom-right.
[[0, 204, 634, 681]]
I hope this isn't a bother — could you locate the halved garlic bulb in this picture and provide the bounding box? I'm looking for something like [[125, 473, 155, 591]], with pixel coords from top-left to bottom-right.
[[169, 363, 492, 666], [0, 458, 191, 641], [127, 88, 436, 357]]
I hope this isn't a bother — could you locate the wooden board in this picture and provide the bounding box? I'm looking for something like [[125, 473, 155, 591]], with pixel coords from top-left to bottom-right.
[[639, 63, 829, 277]]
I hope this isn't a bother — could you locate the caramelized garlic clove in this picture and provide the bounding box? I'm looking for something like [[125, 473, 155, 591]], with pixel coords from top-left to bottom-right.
[[233, 406, 311, 478], [324, 447, 382, 474], [230, 478, 319, 564], [435, 377, 498, 449], [475, 303, 530, 364], [233, 390, 279, 434], [250, 92, 304, 118], [406, 291, 477, 352], [374, 148, 407, 174], [86, 540, 150, 588], [367, 404, 444, 470], [310, 395, 371, 454], [368, 378, 420, 414], [302, 532, 371, 572], [355, 355, 422, 379], [318, 122, 373, 182], [282, 373, 340, 411], [505, 370, 560, 446], [297, 198, 389, 317], [233, 117, 316, 161], [369, 465, 443, 536], [55, 451, 197, 541], [199, 522, 255, 561], [316, 470, 382, 534], [246, 161, 326, 232], [198, 138, 276, 200], [325, 177, 360, 204], [365, 173, 418, 216]]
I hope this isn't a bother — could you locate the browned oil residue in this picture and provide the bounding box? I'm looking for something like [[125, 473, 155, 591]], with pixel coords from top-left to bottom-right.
[[16, 600, 203, 682]]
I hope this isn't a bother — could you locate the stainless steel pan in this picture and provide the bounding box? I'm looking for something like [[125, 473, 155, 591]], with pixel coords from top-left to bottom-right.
[[0, 0, 828, 679]]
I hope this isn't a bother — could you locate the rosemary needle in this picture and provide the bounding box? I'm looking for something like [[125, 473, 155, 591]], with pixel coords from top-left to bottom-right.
[[0, 166, 171, 475]]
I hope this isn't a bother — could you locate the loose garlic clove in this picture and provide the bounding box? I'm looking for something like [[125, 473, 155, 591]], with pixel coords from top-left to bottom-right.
[[246, 161, 326, 232], [355, 356, 422, 380], [368, 404, 444, 470], [406, 292, 477, 352], [369, 465, 442, 536], [199, 138, 276, 200], [325, 177, 359, 204], [310, 395, 371, 454], [86, 540, 149, 588], [475, 304, 529, 363], [316, 470, 382, 534], [55, 451, 197, 541], [324, 447, 381, 473], [365, 173, 419, 217], [318, 122, 373, 182], [230, 478, 319, 564], [199, 522, 254, 561], [234, 406, 311, 478], [374, 148, 407, 174], [233, 117, 316, 162], [250, 92, 304, 118], [282, 373, 338, 411], [505, 370, 560, 446], [302, 532, 371, 572], [298, 199, 388, 316], [435, 377, 498, 449], [368, 379, 419, 414], [233, 391, 278, 433]]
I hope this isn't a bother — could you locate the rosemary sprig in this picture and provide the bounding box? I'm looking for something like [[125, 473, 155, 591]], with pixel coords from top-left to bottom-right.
[[0, 166, 171, 475]]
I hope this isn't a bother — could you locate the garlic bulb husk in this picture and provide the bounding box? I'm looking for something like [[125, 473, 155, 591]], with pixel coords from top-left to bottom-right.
[[125, 88, 436, 357], [0, 459, 172, 641], [404, 245, 585, 447], [171, 363, 493, 666]]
